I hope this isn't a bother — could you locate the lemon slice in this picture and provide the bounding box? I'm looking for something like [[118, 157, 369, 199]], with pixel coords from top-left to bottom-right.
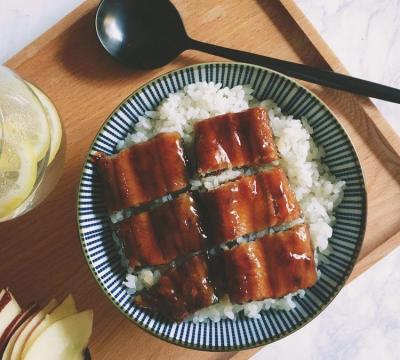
[[26, 82, 62, 164], [1, 83, 50, 161], [0, 138, 37, 218]]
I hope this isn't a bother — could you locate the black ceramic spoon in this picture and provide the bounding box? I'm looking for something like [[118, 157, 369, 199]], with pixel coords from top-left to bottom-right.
[[95, 0, 400, 103]]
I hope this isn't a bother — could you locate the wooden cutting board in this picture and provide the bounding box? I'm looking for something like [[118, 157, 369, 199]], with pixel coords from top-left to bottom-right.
[[1, 0, 399, 359]]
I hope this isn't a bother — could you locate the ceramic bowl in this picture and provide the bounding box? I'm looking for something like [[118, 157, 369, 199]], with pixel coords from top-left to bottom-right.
[[77, 62, 366, 351]]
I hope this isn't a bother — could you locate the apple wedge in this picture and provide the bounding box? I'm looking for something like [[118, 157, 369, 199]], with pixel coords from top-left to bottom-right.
[[0, 290, 21, 339], [9, 299, 57, 360], [23, 310, 93, 360], [2, 309, 37, 360], [0, 304, 38, 355], [21, 295, 77, 359], [70, 353, 85, 360]]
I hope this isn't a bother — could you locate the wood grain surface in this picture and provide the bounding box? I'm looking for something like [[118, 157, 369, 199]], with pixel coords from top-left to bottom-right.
[[1, 0, 399, 359]]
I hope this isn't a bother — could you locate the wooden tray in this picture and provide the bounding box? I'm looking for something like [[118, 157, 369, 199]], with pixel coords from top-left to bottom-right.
[[2, 0, 400, 358]]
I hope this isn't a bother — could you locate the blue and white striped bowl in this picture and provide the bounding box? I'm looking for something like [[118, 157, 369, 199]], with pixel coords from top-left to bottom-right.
[[77, 62, 366, 351]]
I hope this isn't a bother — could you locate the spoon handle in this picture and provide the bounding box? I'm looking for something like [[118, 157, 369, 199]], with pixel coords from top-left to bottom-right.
[[188, 39, 400, 104]]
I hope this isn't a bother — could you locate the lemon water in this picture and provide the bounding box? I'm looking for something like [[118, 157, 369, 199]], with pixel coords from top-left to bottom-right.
[[0, 66, 62, 220]]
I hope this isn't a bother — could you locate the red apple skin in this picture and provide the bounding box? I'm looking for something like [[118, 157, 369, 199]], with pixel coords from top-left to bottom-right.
[[0, 290, 12, 311], [0, 304, 38, 354]]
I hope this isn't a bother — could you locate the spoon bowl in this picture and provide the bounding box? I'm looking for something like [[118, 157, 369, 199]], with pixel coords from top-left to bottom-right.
[[96, 0, 187, 68]]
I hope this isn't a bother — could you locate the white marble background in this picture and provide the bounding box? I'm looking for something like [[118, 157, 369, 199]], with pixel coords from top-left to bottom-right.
[[295, 0, 400, 135], [1, 1, 399, 359], [0, 0, 84, 64], [252, 247, 400, 360]]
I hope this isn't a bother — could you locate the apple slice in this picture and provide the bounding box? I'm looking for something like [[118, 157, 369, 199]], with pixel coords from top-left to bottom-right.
[[1, 304, 40, 360], [0, 304, 38, 355], [70, 353, 84, 360], [0, 290, 21, 338], [2, 313, 34, 360], [9, 299, 57, 360], [23, 310, 93, 360], [21, 295, 77, 359]]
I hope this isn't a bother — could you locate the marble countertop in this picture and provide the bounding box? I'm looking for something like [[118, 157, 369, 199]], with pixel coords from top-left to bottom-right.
[[295, 0, 400, 135], [252, 246, 400, 360], [1, 1, 399, 359]]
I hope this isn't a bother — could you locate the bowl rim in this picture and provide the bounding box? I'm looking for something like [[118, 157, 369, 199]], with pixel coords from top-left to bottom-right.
[[76, 61, 367, 352]]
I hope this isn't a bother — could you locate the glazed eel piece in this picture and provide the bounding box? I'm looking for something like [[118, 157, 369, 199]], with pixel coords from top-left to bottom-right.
[[135, 254, 218, 322], [135, 225, 316, 321], [93, 132, 188, 212], [200, 167, 301, 245], [220, 224, 317, 303], [116, 193, 207, 269], [194, 107, 279, 176]]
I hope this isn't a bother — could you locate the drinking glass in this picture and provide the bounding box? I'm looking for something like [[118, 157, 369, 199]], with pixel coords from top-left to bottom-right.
[[0, 65, 64, 222]]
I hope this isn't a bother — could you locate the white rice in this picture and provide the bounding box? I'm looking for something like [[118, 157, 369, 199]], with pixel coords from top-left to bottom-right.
[[116, 83, 252, 149], [115, 82, 345, 322]]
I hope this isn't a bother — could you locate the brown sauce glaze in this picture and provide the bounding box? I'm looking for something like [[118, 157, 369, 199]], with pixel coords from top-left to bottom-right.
[[194, 107, 279, 175], [207, 253, 228, 297], [258, 167, 301, 224], [93, 132, 188, 211], [222, 225, 317, 303], [261, 224, 317, 298], [134, 226, 316, 319], [223, 241, 273, 303], [117, 211, 166, 268], [201, 167, 301, 245], [117, 194, 207, 269], [92, 152, 122, 212], [135, 255, 218, 322]]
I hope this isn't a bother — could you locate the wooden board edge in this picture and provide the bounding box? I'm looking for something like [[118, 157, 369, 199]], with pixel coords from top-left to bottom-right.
[[5, 0, 97, 68], [347, 232, 400, 282], [229, 349, 260, 360], [280, 0, 400, 159]]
